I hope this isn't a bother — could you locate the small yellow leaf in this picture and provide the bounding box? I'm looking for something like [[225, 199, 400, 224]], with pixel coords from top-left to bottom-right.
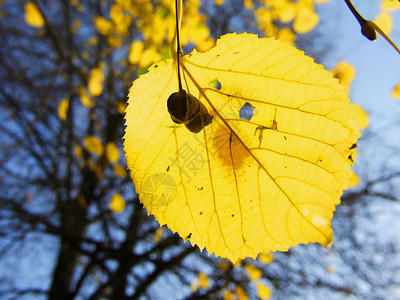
[[88, 67, 105, 96], [190, 272, 209, 291], [87, 159, 103, 179], [78, 87, 95, 108], [293, 5, 319, 34], [129, 40, 144, 65], [278, 28, 296, 44], [381, 0, 400, 12], [153, 226, 165, 242], [244, 264, 262, 280], [348, 169, 360, 188], [74, 145, 83, 159], [326, 264, 335, 272], [375, 12, 393, 35], [391, 82, 400, 99], [278, 4, 296, 23], [223, 290, 235, 300], [140, 47, 161, 68], [257, 283, 271, 299], [58, 98, 69, 121], [84, 136, 103, 156], [235, 286, 248, 300], [116, 100, 127, 114], [94, 16, 112, 35], [105, 142, 120, 163], [258, 252, 274, 264], [218, 259, 231, 271], [71, 19, 82, 34], [114, 164, 127, 177], [124, 33, 362, 261], [110, 193, 125, 213], [25, 2, 45, 28], [332, 61, 356, 93], [215, 0, 225, 6]]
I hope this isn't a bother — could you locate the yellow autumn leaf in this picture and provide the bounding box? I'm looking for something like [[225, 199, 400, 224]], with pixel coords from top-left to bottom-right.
[[88, 67, 105, 96], [78, 87, 95, 108], [257, 283, 271, 299], [110, 193, 125, 213], [235, 286, 248, 300], [332, 61, 356, 93], [58, 98, 69, 121], [293, 5, 319, 34], [375, 12, 393, 35], [105, 142, 120, 163], [74, 145, 83, 159], [114, 164, 127, 177], [391, 82, 400, 99], [25, 2, 45, 28], [190, 272, 209, 291], [278, 28, 296, 44], [381, 0, 400, 12], [84, 136, 103, 156], [116, 100, 127, 114], [278, 3, 296, 23], [124, 33, 362, 261], [223, 290, 235, 300], [258, 252, 274, 264], [153, 226, 165, 242], [348, 169, 360, 188], [94, 16, 112, 35], [129, 40, 144, 65], [244, 264, 262, 280]]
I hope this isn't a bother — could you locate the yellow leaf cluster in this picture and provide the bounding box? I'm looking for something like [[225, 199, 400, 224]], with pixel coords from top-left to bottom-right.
[[124, 33, 363, 260], [252, 0, 323, 39], [293, 3, 319, 34], [110, 193, 125, 213], [24, 2, 45, 28]]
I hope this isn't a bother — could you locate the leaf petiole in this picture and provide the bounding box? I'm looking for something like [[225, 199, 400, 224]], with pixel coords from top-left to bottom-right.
[[175, 0, 183, 91]]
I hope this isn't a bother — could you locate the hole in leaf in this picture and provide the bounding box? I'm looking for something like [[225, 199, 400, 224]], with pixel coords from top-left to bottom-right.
[[209, 78, 221, 90], [239, 102, 254, 121]]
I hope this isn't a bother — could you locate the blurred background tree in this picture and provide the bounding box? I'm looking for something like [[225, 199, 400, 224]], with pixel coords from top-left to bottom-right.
[[0, 0, 399, 299]]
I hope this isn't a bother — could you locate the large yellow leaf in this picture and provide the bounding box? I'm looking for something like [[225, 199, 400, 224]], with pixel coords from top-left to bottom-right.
[[123, 33, 361, 261]]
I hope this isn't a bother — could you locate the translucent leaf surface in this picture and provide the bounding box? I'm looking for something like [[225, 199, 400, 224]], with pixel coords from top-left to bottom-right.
[[124, 33, 362, 260]]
